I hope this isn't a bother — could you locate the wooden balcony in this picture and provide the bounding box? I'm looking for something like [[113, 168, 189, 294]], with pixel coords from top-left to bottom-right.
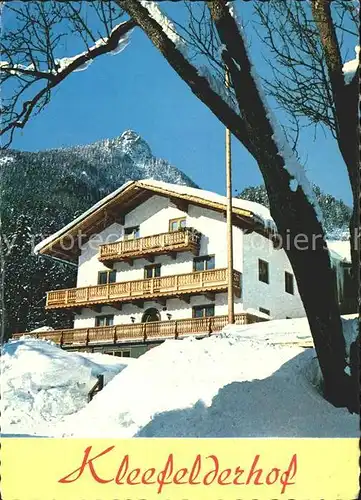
[[45, 268, 241, 310], [12, 312, 266, 347], [98, 228, 201, 265]]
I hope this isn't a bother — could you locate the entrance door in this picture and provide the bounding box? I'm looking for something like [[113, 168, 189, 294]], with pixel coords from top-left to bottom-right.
[[142, 308, 161, 323], [142, 308, 161, 339]]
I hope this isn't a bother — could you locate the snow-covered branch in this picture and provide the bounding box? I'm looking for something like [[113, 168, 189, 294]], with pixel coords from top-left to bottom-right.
[[342, 45, 360, 85], [139, 1, 187, 55], [0, 62, 56, 80], [1, 19, 136, 145], [53, 21, 133, 74], [118, 0, 252, 152], [207, 0, 323, 221]]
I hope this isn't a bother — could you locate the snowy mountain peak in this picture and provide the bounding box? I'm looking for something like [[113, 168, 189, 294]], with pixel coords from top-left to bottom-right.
[[2, 131, 197, 335], [119, 129, 142, 143], [115, 129, 152, 164]]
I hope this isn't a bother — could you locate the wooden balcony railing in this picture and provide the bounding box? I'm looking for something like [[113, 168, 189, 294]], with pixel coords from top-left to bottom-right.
[[12, 312, 266, 347], [45, 268, 241, 310], [98, 228, 201, 264]]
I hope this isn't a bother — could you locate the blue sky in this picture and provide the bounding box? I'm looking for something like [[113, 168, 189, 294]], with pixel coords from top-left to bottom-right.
[[7, 3, 353, 205]]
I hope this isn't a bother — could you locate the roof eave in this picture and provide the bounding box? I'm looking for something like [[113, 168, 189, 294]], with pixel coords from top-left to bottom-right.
[[34, 181, 270, 260]]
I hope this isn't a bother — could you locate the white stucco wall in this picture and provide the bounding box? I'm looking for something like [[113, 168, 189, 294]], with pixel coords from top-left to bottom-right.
[[76, 222, 122, 287], [74, 195, 245, 328], [242, 232, 305, 319], [73, 292, 246, 329], [72, 194, 307, 327]]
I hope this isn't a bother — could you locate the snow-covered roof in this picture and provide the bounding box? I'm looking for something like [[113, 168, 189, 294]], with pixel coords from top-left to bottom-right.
[[34, 180, 133, 255], [34, 178, 276, 257], [327, 240, 351, 264], [138, 179, 275, 228]]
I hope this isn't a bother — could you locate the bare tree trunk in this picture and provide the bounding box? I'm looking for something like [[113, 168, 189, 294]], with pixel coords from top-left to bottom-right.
[[120, 0, 355, 409], [207, 0, 354, 407], [271, 196, 353, 407], [311, 0, 359, 296], [246, 127, 353, 408]]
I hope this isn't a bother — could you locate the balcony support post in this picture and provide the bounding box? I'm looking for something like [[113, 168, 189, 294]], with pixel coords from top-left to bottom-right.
[[143, 323, 147, 342], [178, 294, 190, 304], [110, 303, 122, 311], [89, 305, 102, 313], [204, 292, 215, 301]]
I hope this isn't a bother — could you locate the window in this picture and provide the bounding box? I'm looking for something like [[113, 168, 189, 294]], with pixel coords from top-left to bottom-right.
[[192, 304, 215, 318], [193, 255, 215, 272], [144, 264, 161, 279], [259, 307, 270, 316], [285, 272, 294, 295], [169, 217, 186, 232], [95, 315, 114, 327], [104, 349, 131, 357], [98, 270, 116, 285], [124, 226, 140, 240], [258, 259, 269, 284]]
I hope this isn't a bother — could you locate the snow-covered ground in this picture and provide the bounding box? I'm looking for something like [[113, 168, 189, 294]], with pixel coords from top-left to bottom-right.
[[1, 339, 133, 436], [1, 317, 358, 438]]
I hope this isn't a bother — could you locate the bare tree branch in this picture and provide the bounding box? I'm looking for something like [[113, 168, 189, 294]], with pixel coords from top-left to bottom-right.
[[118, 0, 253, 153], [311, 0, 359, 166], [1, 2, 135, 147], [0, 0, 357, 408], [119, 0, 355, 408]]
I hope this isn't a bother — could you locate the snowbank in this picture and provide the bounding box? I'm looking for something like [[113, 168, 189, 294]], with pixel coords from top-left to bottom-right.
[[2, 318, 357, 438], [1, 339, 133, 436], [30, 326, 54, 333], [56, 317, 358, 439]]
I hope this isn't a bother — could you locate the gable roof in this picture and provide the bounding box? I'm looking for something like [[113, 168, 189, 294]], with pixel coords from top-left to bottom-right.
[[327, 240, 351, 264], [34, 179, 276, 262]]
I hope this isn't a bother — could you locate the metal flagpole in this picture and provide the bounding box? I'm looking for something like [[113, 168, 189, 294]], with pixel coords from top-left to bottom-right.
[[225, 68, 235, 324]]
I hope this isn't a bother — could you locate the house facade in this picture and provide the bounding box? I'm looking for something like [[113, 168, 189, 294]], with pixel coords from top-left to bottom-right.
[[13, 180, 351, 357]]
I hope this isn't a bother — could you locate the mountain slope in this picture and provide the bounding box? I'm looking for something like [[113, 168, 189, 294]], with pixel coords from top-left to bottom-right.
[[237, 184, 351, 240], [1, 130, 197, 337]]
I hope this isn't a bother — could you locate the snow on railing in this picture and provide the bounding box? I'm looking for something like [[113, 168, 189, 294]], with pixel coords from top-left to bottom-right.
[[11, 312, 267, 346]]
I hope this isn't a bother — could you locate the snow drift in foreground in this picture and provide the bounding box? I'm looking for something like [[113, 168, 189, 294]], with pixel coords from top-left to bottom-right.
[[1, 339, 133, 436], [2, 317, 357, 438]]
